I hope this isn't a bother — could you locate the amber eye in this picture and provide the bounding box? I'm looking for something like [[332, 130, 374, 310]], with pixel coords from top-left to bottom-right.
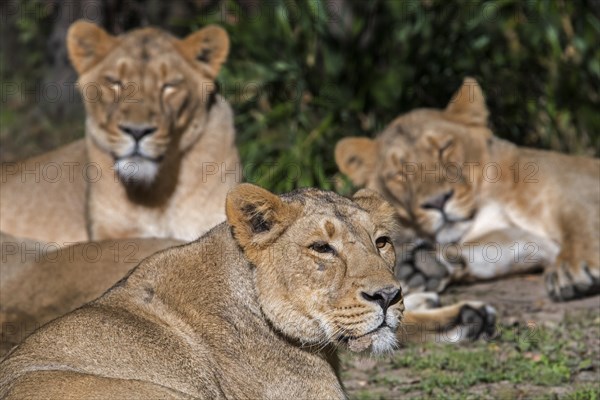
[[375, 236, 391, 249], [309, 241, 336, 255]]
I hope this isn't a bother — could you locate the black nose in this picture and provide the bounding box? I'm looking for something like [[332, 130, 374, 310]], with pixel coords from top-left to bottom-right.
[[421, 189, 454, 211], [119, 124, 157, 141], [362, 286, 402, 312]]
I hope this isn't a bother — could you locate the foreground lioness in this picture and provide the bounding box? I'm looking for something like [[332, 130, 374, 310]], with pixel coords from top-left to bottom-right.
[[0, 184, 495, 397], [0, 20, 239, 243], [0, 232, 494, 357], [336, 78, 600, 302]]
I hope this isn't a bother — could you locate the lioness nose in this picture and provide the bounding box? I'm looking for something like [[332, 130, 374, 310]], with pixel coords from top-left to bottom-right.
[[421, 189, 454, 211], [119, 124, 157, 141], [362, 286, 402, 312]]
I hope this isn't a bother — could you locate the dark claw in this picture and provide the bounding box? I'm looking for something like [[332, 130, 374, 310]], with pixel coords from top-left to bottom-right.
[[546, 271, 562, 302], [583, 264, 600, 284], [546, 263, 600, 302], [484, 309, 497, 337], [458, 305, 485, 340], [559, 284, 575, 301]]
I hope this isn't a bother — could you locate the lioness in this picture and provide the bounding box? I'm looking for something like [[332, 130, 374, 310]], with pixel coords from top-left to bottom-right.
[[336, 78, 600, 302], [0, 232, 493, 357], [0, 232, 183, 355], [0, 184, 494, 397], [0, 20, 239, 243]]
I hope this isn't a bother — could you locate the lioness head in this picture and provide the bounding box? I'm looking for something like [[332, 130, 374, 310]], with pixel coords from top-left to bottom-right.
[[67, 20, 229, 185], [336, 78, 493, 244], [226, 184, 404, 354]]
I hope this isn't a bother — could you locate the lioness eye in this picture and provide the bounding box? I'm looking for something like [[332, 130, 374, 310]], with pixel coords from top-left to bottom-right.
[[105, 76, 122, 89], [309, 241, 336, 255], [162, 79, 182, 92], [376, 236, 391, 249], [438, 140, 453, 159]]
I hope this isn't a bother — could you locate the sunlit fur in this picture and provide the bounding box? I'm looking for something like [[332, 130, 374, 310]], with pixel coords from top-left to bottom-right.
[[0, 21, 238, 243], [74, 27, 220, 185], [74, 21, 238, 241], [0, 185, 405, 398], [114, 157, 159, 186], [227, 186, 405, 355], [335, 78, 600, 301]]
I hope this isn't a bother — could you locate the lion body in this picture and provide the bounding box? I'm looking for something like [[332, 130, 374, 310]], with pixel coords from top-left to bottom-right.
[[1, 185, 497, 397], [1, 186, 400, 399], [336, 78, 600, 301], [455, 142, 598, 281], [85, 98, 239, 241], [0, 232, 183, 355], [0, 141, 88, 243], [0, 224, 344, 399], [0, 22, 239, 244]]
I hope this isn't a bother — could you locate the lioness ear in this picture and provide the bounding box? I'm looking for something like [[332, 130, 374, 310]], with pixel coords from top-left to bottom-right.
[[67, 20, 117, 75], [178, 25, 229, 79], [226, 184, 298, 249], [445, 77, 489, 126], [335, 137, 378, 187]]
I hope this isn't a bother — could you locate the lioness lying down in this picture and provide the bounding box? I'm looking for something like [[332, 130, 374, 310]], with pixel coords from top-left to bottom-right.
[[0, 184, 494, 398], [0, 20, 239, 243], [336, 78, 600, 302], [0, 232, 183, 355]]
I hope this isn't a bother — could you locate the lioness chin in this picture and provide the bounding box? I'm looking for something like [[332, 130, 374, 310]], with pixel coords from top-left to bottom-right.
[[336, 77, 600, 302], [0, 184, 496, 398], [0, 20, 239, 244]]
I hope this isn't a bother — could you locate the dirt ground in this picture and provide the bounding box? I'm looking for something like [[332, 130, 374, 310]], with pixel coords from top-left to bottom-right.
[[341, 274, 600, 399], [440, 274, 600, 326]]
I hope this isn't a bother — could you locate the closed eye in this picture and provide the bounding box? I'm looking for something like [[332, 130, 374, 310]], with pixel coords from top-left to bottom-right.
[[105, 76, 123, 89], [438, 140, 453, 160], [309, 241, 336, 255], [162, 79, 183, 91]]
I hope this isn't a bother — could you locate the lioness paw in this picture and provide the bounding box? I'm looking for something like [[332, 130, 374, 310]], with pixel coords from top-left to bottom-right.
[[403, 292, 442, 311], [449, 302, 497, 342], [401, 298, 496, 344], [396, 244, 452, 293], [545, 259, 600, 302]]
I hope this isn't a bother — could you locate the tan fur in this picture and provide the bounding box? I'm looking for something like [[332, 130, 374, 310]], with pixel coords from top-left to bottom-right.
[[0, 232, 183, 355], [0, 142, 88, 244], [1, 232, 493, 357], [401, 296, 495, 344], [0, 185, 494, 397], [0, 21, 239, 244], [336, 77, 600, 302]]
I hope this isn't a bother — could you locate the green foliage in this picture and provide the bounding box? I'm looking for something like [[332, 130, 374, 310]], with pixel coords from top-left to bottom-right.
[[184, 0, 599, 193], [2, 0, 54, 83], [565, 387, 600, 400], [2, 1, 598, 186]]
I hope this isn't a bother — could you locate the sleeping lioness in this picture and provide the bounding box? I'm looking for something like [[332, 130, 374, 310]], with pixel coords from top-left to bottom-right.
[[0, 184, 495, 397], [0, 20, 239, 243], [336, 78, 600, 302]]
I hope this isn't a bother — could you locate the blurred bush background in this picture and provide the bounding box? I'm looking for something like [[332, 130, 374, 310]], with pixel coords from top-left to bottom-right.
[[1, 0, 598, 193]]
